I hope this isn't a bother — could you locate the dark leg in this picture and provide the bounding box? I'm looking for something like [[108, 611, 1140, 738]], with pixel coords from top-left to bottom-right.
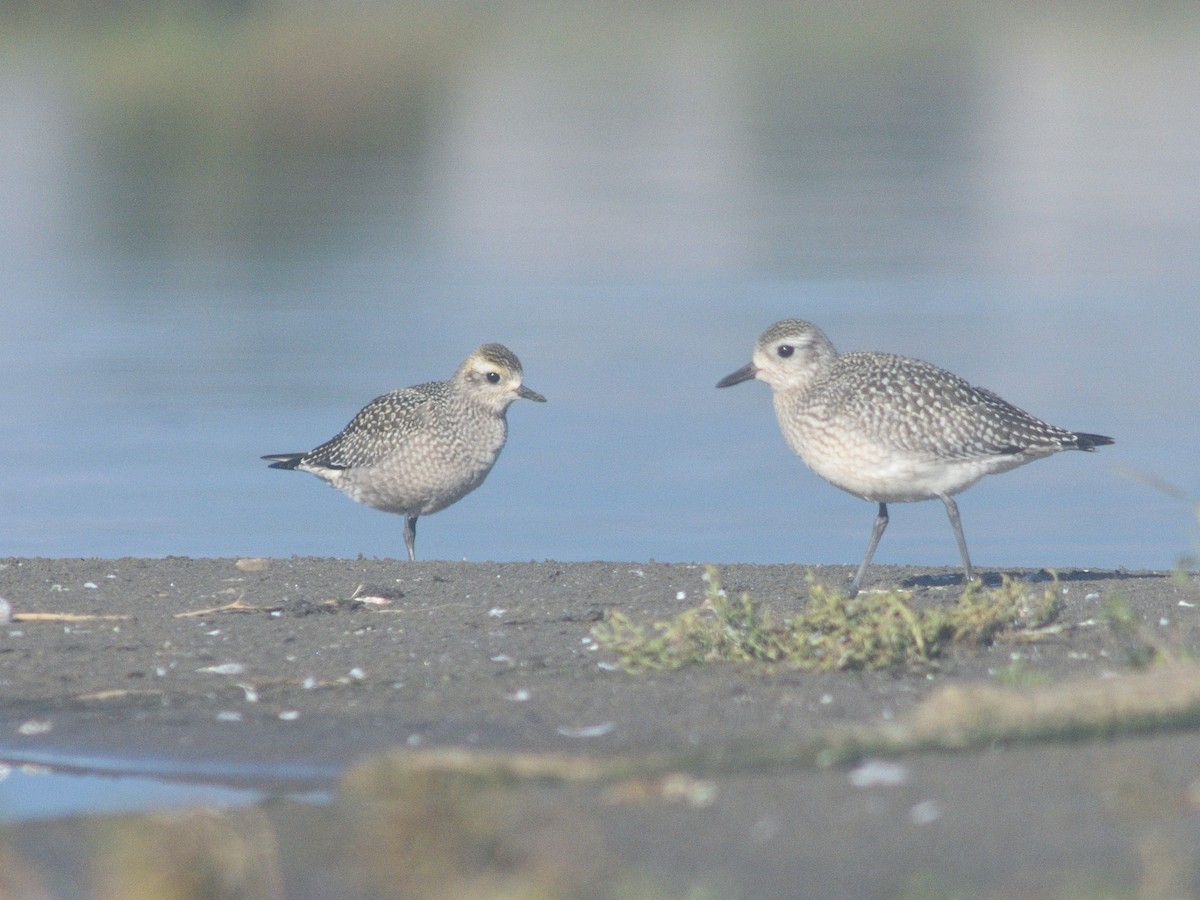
[[850, 502, 888, 598], [939, 495, 976, 586], [403, 515, 418, 561]]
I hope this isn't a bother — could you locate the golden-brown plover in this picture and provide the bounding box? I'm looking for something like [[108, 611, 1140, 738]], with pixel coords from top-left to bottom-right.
[[264, 343, 545, 560], [717, 319, 1113, 596]]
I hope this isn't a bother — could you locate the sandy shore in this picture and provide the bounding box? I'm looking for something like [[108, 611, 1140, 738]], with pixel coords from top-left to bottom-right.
[[1, 557, 1199, 898]]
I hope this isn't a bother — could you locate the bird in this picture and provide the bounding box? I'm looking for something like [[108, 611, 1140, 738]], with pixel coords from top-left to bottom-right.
[[264, 343, 545, 560], [716, 319, 1113, 596]]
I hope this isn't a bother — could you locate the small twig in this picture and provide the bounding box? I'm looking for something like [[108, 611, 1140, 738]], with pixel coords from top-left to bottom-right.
[[74, 688, 165, 702], [13, 612, 131, 623], [372, 601, 472, 615], [174, 595, 271, 618]]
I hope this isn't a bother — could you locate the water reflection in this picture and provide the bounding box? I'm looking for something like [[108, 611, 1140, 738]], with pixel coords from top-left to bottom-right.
[[0, 764, 318, 822], [0, 3, 1197, 568]]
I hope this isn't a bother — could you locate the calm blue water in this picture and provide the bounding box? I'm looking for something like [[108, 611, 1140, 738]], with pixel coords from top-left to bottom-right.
[[0, 764, 307, 822], [1, 4, 1198, 572]]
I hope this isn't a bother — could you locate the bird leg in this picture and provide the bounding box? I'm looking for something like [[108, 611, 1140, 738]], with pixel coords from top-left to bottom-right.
[[403, 515, 418, 561], [939, 495, 976, 587], [849, 502, 889, 598]]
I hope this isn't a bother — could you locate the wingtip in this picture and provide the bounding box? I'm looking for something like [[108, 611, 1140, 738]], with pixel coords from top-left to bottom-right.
[[1074, 433, 1115, 451], [262, 453, 304, 470]]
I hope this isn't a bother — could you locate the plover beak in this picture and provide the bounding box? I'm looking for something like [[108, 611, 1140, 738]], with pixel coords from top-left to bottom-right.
[[716, 364, 758, 388], [518, 384, 547, 402]]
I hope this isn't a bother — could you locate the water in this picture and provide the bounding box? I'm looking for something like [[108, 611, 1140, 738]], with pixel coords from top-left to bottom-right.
[[1, 3, 1198, 572], [0, 763, 326, 823], [0, 741, 335, 822]]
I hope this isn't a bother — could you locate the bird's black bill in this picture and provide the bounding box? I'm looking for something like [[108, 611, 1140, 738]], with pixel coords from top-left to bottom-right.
[[716, 364, 757, 388], [519, 385, 547, 402]]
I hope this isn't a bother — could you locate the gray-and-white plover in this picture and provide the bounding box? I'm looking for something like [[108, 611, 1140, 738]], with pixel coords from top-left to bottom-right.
[[265, 343, 545, 560], [717, 319, 1112, 595]]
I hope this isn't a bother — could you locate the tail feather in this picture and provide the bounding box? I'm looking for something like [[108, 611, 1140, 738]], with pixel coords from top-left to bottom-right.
[[1073, 432, 1114, 451], [262, 453, 305, 470]]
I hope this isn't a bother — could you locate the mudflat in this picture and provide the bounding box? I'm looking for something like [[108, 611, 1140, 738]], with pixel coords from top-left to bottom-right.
[[1, 557, 1199, 899]]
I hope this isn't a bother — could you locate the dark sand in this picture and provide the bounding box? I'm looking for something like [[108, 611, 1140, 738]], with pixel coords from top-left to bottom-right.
[[2, 558, 1199, 898]]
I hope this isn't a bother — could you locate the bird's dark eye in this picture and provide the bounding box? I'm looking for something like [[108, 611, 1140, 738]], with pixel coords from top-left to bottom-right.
[[777, 345, 794, 358], [486, 371, 501, 384]]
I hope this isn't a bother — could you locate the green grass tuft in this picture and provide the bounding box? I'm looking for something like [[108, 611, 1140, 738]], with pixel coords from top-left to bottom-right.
[[592, 566, 1061, 673], [1104, 591, 1200, 669]]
